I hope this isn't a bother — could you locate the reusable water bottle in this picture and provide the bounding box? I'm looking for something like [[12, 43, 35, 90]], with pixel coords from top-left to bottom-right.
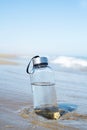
[[26, 56, 60, 119]]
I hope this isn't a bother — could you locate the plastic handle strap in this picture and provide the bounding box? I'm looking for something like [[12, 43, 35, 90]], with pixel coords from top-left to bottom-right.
[[26, 55, 39, 74]]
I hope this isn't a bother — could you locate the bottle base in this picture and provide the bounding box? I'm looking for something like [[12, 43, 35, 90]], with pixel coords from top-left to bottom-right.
[[34, 106, 60, 120]]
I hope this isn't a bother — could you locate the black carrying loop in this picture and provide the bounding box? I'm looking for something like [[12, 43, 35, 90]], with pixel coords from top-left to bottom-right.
[[26, 55, 39, 74]]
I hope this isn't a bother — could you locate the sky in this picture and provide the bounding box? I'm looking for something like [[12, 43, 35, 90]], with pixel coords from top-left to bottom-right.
[[0, 0, 87, 56]]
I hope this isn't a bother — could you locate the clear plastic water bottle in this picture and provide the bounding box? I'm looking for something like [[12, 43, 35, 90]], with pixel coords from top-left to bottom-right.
[[26, 56, 60, 119]]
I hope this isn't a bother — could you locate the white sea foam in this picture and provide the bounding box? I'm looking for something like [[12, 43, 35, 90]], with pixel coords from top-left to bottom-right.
[[52, 56, 87, 70]]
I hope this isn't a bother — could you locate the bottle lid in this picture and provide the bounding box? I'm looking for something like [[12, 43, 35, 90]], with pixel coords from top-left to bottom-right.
[[33, 57, 48, 66], [26, 55, 48, 74]]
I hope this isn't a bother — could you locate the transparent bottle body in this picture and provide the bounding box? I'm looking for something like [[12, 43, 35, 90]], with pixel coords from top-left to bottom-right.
[[30, 65, 57, 110]]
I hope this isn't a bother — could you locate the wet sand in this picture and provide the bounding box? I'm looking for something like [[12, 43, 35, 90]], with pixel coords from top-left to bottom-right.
[[0, 98, 79, 130], [0, 54, 87, 130]]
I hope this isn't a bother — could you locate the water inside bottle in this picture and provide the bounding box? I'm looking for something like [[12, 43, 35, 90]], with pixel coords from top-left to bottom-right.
[[31, 82, 60, 119]]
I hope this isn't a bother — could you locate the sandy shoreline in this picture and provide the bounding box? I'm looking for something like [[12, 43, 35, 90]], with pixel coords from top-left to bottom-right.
[[0, 54, 17, 58], [0, 60, 19, 65], [0, 54, 19, 65]]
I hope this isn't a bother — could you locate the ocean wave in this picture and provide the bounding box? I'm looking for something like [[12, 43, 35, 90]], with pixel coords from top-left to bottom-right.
[[52, 56, 87, 70]]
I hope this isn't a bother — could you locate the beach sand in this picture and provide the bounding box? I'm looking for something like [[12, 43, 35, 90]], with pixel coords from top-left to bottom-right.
[[0, 54, 87, 130]]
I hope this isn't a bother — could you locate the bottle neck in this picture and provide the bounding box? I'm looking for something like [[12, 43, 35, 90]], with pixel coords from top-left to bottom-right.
[[33, 63, 48, 68]]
